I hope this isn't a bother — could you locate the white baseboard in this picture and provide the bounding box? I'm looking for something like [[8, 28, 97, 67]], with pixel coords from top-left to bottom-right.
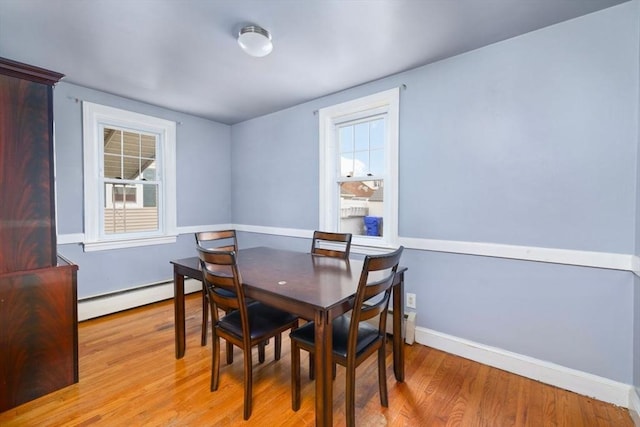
[[629, 388, 640, 426], [78, 278, 202, 321], [415, 326, 633, 408]]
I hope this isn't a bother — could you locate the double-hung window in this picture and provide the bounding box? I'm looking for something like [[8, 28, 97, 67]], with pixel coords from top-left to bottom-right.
[[82, 102, 177, 251], [319, 88, 399, 250]]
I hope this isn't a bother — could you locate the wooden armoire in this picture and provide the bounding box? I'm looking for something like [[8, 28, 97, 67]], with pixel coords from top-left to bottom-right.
[[0, 57, 79, 412]]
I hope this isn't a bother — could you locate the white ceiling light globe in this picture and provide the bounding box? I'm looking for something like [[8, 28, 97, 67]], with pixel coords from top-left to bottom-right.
[[237, 25, 273, 58]]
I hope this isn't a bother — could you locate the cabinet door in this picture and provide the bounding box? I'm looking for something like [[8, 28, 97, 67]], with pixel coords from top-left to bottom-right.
[[0, 265, 78, 412], [0, 73, 56, 273]]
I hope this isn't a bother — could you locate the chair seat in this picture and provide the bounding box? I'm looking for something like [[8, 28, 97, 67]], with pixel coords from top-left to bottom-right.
[[219, 302, 298, 340], [290, 315, 381, 358], [212, 287, 236, 298]]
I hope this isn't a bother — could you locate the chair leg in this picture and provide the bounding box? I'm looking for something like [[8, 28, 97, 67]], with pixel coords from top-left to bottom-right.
[[346, 361, 356, 427], [226, 341, 234, 365], [201, 289, 208, 346], [291, 341, 301, 411], [211, 334, 220, 391], [224, 309, 234, 365], [243, 346, 253, 420], [274, 334, 282, 360], [378, 345, 388, 407]]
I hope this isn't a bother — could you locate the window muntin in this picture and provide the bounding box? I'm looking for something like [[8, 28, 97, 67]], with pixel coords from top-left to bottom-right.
[[82, 102, 176, 251]]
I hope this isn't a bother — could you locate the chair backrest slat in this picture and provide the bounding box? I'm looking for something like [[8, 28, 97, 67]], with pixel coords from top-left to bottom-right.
[[195, 230, 238, 252], [348, 246, 404, 354], [311, 231, 352, 260], [197, 248, 247, 325]]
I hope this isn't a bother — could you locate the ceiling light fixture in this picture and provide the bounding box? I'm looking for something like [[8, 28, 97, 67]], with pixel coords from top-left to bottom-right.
[[237, 24, 273, 58]]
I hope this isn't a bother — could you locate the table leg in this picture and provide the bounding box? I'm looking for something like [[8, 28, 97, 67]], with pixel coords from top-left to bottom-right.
[[392, 271, 405, 382], [174, 270, 186, 359], [315, 310, 333, 426]]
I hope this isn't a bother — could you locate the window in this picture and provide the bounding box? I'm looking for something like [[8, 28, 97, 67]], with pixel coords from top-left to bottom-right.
[[82, 102, 177, 251], [319, 88, 399, 250]]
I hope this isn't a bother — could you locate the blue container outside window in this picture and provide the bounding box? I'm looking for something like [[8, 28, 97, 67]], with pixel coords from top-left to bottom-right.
[[364, 216, 382, 236]]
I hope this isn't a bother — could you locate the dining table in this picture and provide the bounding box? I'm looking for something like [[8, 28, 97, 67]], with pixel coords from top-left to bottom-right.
[[170, 246, 407, 427]]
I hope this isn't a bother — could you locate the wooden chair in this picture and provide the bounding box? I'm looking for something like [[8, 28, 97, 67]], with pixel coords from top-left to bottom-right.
[[198, 247, 299, 420], [194, 230, 237, 348], [290, 246, 404, 427], [307, 230, 352, 379], [310, 230, 352, 259]]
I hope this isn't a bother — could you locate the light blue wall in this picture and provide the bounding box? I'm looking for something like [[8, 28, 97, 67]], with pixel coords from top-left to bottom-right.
[[230, 2, 639, 383], [54, 82, 232, 298], [399, 7, 637, 252], [231, 107, 320, 228]]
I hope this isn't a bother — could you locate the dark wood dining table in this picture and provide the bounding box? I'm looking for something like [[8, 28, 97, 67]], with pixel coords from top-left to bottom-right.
[[170, 246, 407, 427]]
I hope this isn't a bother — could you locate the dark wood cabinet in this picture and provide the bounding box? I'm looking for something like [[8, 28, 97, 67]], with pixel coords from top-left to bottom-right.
[[0, 60, 60, 274], [0, 57, 78, 412]]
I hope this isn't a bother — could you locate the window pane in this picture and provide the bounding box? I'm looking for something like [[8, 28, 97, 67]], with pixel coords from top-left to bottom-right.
[[122, 131, 140, 157], [103, 127, 124, 179], [338, 117, 386, 178], [113, 186, 136, 202], [101, 130, 157, 181], [103, 182, 159, 234], [354, 150, 369, 175], [142, 183, 157, 208], [338, 180, 384, 236], [339, 126, 353, 153], [354, 122, 369, 151], [140, 134, 156, 160], [369, 118, 384, 149], [104, 154, 122, 179], [141, 162, 156, 181], [103, 128, 122, 155], [123, 156, 142, 180], [369, 148, 384, 176], [340, 153, 354, 177]]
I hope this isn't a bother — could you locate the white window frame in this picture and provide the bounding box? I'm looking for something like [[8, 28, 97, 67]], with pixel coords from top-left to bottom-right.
[[319, 88, 399, 251], [82, 102, 177, 251]]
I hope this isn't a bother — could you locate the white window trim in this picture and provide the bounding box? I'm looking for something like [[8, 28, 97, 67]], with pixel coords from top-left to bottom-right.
[[82, 102, 177, 251], [319, 88, 399, 249]]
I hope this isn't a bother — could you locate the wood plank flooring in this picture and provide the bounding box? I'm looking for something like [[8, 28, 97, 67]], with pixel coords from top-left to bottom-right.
[[0, 293, 633, 426]]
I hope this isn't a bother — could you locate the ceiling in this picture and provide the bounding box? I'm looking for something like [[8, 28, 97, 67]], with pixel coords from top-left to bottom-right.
[[0, 0, 630, 125]]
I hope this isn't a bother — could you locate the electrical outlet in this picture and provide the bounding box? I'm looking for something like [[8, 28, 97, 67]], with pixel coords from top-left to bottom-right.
[[406, 293, 416, 309]]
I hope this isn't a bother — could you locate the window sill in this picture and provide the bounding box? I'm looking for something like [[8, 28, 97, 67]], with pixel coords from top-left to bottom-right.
[[350, 237, 399, 256], [83, 235, 177, 252]]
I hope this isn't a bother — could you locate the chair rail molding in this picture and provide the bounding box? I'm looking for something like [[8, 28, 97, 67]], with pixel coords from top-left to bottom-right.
[[58, 226, 638, 273], [399, 237, 636, 272]]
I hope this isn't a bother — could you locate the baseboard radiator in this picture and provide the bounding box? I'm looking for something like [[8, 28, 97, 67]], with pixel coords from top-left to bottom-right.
[[78, 278, 202, 321], [366, 308, 416, 345]]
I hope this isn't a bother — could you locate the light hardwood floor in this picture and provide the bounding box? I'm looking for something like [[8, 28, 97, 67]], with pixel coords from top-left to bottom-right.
[[0, 293, 633, 426]]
